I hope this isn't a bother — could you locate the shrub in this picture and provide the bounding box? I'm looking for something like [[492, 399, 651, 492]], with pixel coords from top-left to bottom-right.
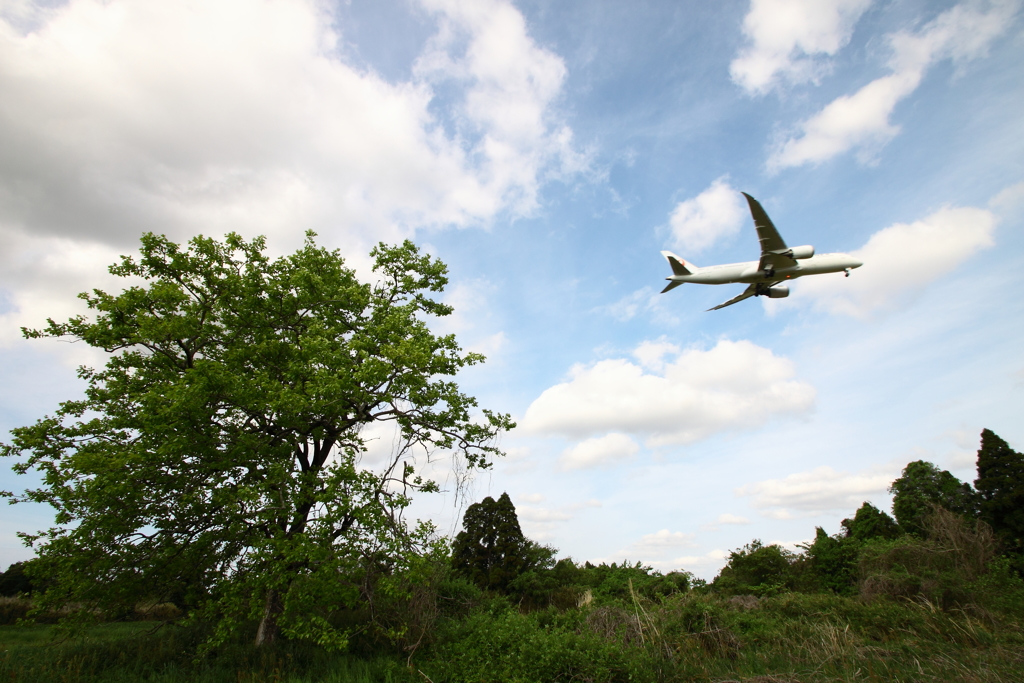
[[712, 540, 795, 596], [859, 506, 999, 607]]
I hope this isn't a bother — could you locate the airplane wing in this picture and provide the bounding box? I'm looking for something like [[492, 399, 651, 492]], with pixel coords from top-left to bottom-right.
[[707, 284, 758, 311], [708, 281, 786, 311], [741, 193, 798, 274]]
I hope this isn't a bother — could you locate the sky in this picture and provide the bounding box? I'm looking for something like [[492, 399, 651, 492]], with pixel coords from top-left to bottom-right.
[[1, 0, 1023, 580]]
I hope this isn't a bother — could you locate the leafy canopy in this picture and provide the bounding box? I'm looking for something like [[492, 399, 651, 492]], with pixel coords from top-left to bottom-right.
[[2, 231, 513, 649], [888, 460, 977, 537]]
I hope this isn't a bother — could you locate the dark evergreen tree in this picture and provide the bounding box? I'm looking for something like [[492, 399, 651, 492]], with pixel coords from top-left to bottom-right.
[[975, 429, 1024, 556], [889, 460, 978, 536], [841, 502, 901, 542], [452, 493, 533, 591], [0, 562, 33, 596]]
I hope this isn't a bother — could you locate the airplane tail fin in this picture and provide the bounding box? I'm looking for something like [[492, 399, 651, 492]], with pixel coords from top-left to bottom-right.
[[661, 251, 695, 276]]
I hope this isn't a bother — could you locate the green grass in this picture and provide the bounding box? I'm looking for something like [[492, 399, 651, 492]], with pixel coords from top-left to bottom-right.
[[0, 624, 412, 683], [3, 592, 1024, 682]]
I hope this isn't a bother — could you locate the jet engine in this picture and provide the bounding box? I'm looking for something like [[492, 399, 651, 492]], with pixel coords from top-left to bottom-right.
[[786, 245, 814, 259], [766, 285, 789, 298]]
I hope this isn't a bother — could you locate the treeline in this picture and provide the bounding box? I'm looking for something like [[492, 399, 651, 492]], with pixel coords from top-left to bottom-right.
[[438, 428, 1024, 607], [2, 428, 1024, 682]]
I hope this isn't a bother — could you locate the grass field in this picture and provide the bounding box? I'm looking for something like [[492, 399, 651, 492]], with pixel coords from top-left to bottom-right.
[[0, 623, 410, 683], [4, 590, 1024, 682]]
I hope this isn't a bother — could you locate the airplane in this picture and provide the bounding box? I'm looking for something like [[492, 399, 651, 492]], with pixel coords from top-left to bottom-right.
[[660, 192, 863, 311]]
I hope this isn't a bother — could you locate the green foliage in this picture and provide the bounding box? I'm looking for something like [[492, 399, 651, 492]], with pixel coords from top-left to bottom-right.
[[841, 501, 901, 542], [859, 506, 998, 607], [0, 232, 513, 650], [0, 561, 34, 596], [975, 428, 1024, 558], [0, 622, 413, 682], [712, 540, 795, 596], [790, 503, 900, 596], [799, 528, 861, 595], [889, 460, 978, 536], [451, 493, 547, 592], [509, 559, 691, 610], [426, 607, 642, 683]]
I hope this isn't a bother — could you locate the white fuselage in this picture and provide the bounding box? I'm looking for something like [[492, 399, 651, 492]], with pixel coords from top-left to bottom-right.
[[668, 253, 862, 286]]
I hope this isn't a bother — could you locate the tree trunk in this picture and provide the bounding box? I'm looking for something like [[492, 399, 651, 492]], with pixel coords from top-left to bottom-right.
[[255, 588, 282, 647]]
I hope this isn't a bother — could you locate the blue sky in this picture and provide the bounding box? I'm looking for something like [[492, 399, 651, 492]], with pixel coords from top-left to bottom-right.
[[1, 0, 1022, 578]]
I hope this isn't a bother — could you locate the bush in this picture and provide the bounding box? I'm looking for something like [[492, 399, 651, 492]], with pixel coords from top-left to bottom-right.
[[427, 607, 643, 683], [859, 506, 999, 607], [712, 540, 796, 596]]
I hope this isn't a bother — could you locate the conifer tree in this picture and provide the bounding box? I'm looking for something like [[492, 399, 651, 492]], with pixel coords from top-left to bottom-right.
[[452, 493, 530, 591], [975, 429, 1024, 555]]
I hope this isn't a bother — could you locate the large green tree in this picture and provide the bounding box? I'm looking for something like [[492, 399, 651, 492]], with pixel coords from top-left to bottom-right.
[[975, 429, 1024, 556], [1, 232, 513, 649], [452, 492, 542, 592], [888, 460, 977, 537]]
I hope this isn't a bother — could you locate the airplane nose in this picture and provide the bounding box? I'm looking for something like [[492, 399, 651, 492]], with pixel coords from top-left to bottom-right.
[[851, 258, 863, 269]]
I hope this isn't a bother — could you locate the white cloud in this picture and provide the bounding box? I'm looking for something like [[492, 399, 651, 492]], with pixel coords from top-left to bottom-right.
[[701, 512, 753, 531], [522, 339, 816, 447], [517, 506, 572, 523], [0, 231, 132, 359], [624, 529, 697, 558], [731, 0, 873, 95], [415, 0, 586, 210], [0, 0, 580, 350], [599, 286, 678, 323], [990, 180, 1024, 213], [431, 279, 508, 359], [788, 205, 995, 317], [736, 463, 899, 517], [560, 432, 640, 470], [769, 0, 1020, 169], [632, 338, 682, 372], [716, 513, 751, 525], [516, 498, 600, 527], [665, 177, 747, 254], [671, 549, 730, 569]]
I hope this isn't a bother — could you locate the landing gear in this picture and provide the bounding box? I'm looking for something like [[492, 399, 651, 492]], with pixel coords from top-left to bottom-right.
[[844, 268, 851, 277]]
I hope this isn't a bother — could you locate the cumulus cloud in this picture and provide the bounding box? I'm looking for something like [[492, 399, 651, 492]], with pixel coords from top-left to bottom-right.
[[731, 0, 873, 95], [522, 339, 816, 447], [769, 0, 1020, 169], [788, 205, 995, 317], [632, 338, 682, 372], [665, 177, 747, 254], [625, 529, 698, 558], [516, 499, 601, 539], [701, 512, 752, 531], [560, 432, 640, 470], [0, 0, 579, 350], [736, 463, 899, 517]]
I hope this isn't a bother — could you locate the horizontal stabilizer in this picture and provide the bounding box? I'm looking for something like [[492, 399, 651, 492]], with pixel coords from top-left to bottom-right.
[[661, 279, 684, 294], [661, 251, 693, 276]]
